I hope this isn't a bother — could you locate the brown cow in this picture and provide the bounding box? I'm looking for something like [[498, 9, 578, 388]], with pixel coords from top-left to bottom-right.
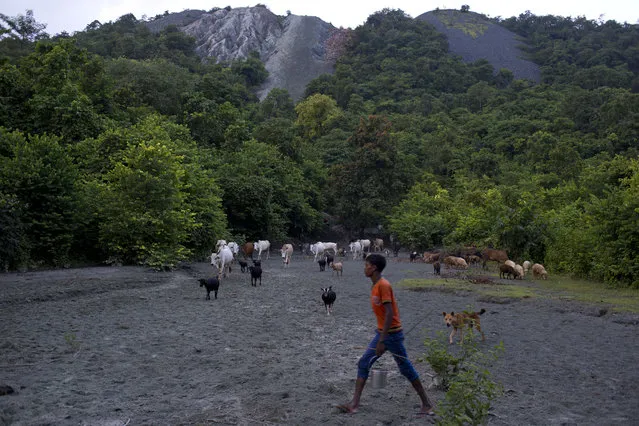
[[423, 251, 441, 263], [481, 248, 508, 269], [241, 242, 254, 259]]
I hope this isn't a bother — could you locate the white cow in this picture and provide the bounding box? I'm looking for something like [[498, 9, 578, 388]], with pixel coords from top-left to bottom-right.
[[322, 242, 338, 255], [281, 244, 294, 268], [211, 245, 234, 278], [227, 242, 240, 258], [349, 241, 362, 260], [311, 242, 326, 262], [215, 239, 227, 252], [254, 240, 271, 260], [373, 238, 384, 252], [359, 239, 371, 253]]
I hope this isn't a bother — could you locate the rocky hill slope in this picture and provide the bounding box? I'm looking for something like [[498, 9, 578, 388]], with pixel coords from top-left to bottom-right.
[[147, 7, 539, 101], [417, 10, 540, 82], [148, 7, 335, 101]]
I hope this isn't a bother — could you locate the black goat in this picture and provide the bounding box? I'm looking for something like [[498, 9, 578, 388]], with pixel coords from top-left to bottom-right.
[[410, 251, 419, 262], [198, 277, 220, 300], [325, 253, 334, 267], [321, 286, 336, 315], [318, 258, 326, 271], [249, 265, 262, 286], [238, 259, 248, 273]]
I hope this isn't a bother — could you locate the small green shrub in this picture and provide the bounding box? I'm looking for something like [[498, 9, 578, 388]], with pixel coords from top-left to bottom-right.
[[64, 332, 81, 352], [420, 330, 504, 425]]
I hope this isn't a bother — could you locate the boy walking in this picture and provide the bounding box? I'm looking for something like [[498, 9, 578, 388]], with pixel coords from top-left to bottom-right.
[[337, 253, 435, 415]]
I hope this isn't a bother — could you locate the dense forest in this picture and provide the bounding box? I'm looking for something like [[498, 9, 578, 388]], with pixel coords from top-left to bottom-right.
[[0, 8, 638, 288]]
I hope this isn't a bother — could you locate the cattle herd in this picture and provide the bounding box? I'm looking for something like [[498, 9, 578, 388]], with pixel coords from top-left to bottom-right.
[[202, 239, 548, 302]]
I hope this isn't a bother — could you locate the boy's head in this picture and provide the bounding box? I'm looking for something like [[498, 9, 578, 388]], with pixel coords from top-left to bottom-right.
[[365, 253, 386, 274]]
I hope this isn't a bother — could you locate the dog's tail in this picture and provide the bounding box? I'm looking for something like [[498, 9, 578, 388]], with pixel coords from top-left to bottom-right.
[[478, 308, 486, 315]]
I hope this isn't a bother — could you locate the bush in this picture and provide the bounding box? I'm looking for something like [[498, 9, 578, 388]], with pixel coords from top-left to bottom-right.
[[420, 330, 504, 425]]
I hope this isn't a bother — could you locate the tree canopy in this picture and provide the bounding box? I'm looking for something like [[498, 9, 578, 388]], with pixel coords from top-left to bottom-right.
[[1, 8, 638, 287]]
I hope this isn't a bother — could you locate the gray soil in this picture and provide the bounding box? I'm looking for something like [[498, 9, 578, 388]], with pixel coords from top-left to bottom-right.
[[1, 253, 638, 425]]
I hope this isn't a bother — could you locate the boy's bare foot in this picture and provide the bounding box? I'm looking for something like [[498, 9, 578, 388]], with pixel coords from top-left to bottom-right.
[[336, 403, 358, 414], [416, 405, 436, 416]]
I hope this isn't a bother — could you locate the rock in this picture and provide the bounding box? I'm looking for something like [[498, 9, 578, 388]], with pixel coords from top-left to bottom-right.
[[0, 384, 15, 395]]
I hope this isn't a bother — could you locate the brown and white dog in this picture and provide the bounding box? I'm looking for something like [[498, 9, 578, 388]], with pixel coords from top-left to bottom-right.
[[442, 309, 486, 344]]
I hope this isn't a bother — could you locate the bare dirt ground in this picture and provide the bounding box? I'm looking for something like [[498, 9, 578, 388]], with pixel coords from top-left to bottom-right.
[[1, 253, 638, 425]]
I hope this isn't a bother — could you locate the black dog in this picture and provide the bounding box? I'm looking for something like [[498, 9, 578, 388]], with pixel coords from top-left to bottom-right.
[[199, 277, 220, 300], [321, 286, 336, 315], [249, 265, 262, 286], [238, 259, 248, 273], [318, 258, 326, 271]]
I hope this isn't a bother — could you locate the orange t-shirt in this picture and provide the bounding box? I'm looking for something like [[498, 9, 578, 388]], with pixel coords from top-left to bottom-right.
[[371, 277, 402, 333]]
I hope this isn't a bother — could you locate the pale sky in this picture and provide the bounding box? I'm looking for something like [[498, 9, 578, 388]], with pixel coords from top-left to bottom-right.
[[3, 0, 638, 36]]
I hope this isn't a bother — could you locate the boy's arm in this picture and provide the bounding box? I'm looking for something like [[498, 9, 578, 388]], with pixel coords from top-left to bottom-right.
[[376, 303, 394, 355]]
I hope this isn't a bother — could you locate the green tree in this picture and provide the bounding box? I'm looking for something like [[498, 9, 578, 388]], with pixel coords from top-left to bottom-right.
[[388, 178, 453, 250], [0, 129, 78, 267], [295, 93, 341, 140], [330, 115, 415, 233], [79, 116, 227, 267], [214, 140, 322, 240], [0, 10, 48, 42], [230, 51, 268, 87]]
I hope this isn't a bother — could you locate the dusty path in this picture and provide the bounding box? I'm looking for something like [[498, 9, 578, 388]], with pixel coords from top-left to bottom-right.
[[1, 255, 638, 425]]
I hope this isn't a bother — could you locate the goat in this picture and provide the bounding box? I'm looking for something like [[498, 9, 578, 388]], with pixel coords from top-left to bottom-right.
[[249, 265, 262, 286], [325, 253, 334, 267], [331, 261, 343, 276], [318, 258, 326, 271], [238, 259, 248, 273], [199, 277, 220, 300], [410, 251, 419, 262], [321, 286, 336, 315]]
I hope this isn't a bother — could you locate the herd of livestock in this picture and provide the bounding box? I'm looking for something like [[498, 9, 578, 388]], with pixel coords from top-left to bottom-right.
[[207, 239, 548, 285]]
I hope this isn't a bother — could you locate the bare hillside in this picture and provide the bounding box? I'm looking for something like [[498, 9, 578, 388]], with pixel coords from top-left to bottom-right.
[[417, 10, 541, 82]]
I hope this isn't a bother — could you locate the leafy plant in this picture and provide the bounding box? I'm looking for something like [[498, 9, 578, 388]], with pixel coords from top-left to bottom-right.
[[64, 332, 81, 352], [420, 329, 504, 425]]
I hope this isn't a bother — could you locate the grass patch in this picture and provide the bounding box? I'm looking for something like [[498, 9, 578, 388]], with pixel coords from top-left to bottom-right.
[[399, 274, 639, 313], [399, 278, 535, 300], [535, 276, 639, 313]]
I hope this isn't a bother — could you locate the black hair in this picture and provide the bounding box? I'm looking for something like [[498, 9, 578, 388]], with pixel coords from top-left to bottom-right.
[[366, 253, 386, 272]]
